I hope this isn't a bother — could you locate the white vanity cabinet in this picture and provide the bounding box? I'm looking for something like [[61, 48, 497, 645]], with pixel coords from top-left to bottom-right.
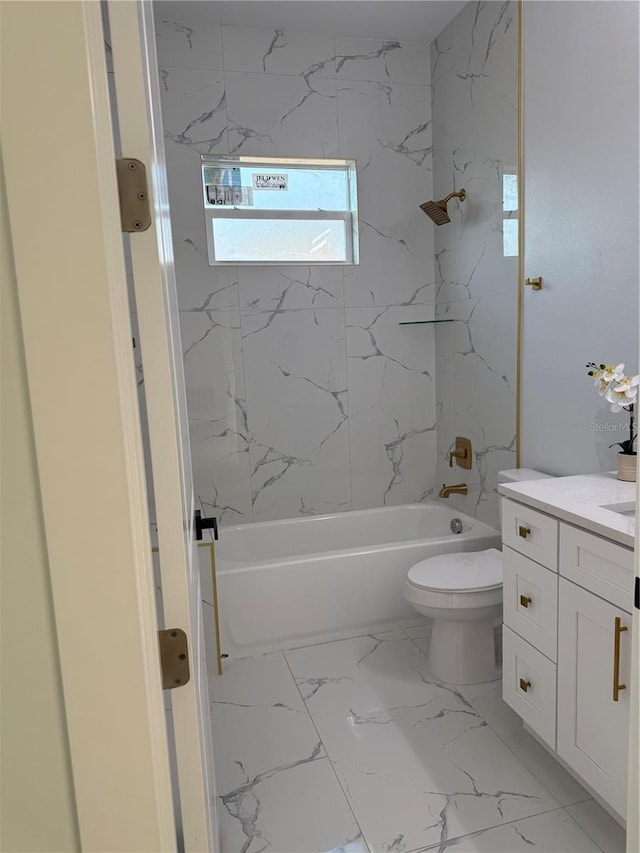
[[501, 496, 634, 822]]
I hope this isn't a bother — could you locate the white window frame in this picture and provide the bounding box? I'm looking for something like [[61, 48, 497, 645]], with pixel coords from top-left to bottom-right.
[[201, 155, 359, 267]]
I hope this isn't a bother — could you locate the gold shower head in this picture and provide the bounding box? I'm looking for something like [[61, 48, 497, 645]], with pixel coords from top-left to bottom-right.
[[420, 189, 466, 225]]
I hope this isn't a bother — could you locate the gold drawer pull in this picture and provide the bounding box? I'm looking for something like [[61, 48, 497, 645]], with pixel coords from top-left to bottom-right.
[[613, 616, 628, 702], [519, 678, 531, 693], [520, 595, 532, 608], [518, 525, 531, 539]]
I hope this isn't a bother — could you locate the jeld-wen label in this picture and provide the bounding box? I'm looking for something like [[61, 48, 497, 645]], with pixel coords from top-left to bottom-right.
[[252, 173, 288, 190]]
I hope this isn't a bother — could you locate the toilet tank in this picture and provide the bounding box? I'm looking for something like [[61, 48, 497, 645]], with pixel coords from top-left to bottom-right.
[[497, 469, 553, 528]]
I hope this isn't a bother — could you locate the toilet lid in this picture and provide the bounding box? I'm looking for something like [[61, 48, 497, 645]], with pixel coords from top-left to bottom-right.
[[407, 548, 503, 593]]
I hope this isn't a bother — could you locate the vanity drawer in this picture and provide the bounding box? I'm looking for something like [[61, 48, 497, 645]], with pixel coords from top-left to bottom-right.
[[559, 524, 633, 611], [503, 546, 558, 661], [502, 499, 558, 571], [503, 625, 557, 749]]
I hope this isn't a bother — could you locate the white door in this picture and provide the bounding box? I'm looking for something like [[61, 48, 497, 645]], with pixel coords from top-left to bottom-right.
[[557, 578, 631, 819], [105, 2, 219, 850]]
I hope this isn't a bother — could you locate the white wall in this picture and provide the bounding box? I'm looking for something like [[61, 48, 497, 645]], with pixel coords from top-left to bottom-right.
[[521, 1, 639, 474], [154, 6, 439, 524], [0, 148, 79, 850], [432, 1, 518, 529]]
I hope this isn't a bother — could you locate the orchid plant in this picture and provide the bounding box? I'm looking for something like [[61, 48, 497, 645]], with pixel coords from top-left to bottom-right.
[[587, 362, 640, 455]]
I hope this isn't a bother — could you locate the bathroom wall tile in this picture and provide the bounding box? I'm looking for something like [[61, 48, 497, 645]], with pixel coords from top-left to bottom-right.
[[221, 25, 336, 78], [155, 9, 223, 70], [337, 80, 435, 307], [433, 1, 517, 532], [225, 71, 339, 157], [346, 306, 438, 509], [335, 37, 429, 85], [430, 22, 453, 85], [238, 266, 344, 311], [158, 66, 228, 154], [242, 308, 351, 521], [181, 309, 252, 524]]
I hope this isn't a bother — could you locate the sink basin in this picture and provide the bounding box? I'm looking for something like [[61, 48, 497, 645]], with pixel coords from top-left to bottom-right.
[[600, 501, 636, 518]]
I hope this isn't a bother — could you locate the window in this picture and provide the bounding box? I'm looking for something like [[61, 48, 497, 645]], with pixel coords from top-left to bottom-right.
[[201, 156, 359, 266], [502, 171, 518, 257]]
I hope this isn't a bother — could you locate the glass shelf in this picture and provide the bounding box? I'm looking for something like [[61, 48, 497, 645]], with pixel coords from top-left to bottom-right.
[[398, 319, 456, 326]]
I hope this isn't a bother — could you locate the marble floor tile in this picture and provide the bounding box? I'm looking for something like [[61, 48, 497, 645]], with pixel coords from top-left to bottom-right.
[[456, 679, 591, 808], [209, 635, 613, 853], [209, 652, 326, 792], [565, 800, 626, 853], [284, 633, 452, 716], [422, 807, 603, 852], [311, 700, 559, 853], [218, 755, 368, 853]]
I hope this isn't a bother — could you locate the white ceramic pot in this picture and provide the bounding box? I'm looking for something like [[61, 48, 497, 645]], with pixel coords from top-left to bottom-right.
[[616, 452, 637, 482]]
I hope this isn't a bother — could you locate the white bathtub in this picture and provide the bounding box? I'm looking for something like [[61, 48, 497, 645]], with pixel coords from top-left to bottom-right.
[[201, 502, 501, 660]]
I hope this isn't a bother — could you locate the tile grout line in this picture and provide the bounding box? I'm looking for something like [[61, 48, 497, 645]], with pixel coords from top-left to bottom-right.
[[559, 806, 609, 853], [280, 650, 372, 853], [403, 630, 596, 833], [404, 803, 592, 853]]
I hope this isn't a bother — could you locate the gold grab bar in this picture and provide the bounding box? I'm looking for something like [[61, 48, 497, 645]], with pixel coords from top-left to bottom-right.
[[612, 616, 628, 702], [153, 541, 224, 675]]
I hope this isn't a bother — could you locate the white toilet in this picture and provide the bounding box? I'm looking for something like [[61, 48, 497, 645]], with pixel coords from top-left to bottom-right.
[[404, 468, 550, 685]]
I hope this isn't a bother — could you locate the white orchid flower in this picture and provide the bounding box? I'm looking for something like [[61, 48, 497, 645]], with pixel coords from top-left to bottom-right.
[[602, 363, 625, 383], [590, 363, 624, 394], [605, 375, 640, 412]]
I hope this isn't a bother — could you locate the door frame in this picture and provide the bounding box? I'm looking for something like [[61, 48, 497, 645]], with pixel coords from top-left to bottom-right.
[[2, 1, 176, 848]]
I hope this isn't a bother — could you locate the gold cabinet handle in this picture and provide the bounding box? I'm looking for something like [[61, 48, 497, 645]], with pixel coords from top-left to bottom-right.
[[518, 525, 531, 539], [520, 594, 532, 608], [524, 276, 543, 290], [613, 616, 628, 702], [519, 678, 531, 693]]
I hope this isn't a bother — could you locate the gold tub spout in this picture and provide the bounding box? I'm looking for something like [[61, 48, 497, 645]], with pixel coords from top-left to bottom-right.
[[439, 483, 468, 498]]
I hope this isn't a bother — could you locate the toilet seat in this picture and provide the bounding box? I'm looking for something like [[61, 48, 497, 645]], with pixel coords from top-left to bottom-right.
[[407, 548, 502, 594]]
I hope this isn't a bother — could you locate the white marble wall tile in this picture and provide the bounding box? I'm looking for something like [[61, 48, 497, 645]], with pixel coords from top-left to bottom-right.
[[337, 80, 435, 307], [451, 1, 516, 96], [159, 66, 228, 153], [433, 1, 517, 532], [225, 71, 339, 156], [242, 308, 351, 521], [181, 310, 252, 523], [238, 266, 344, 311], [431, 22, 453, 85], [221, 25, 336, 78], [335, 37, 429, 85], [346, 306, 438, 509], [155, 9, 223, 70]]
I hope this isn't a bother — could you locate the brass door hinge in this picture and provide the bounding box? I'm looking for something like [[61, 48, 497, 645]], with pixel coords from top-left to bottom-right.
[[116, 158, 151, 232], [158, 628, 190, 689]]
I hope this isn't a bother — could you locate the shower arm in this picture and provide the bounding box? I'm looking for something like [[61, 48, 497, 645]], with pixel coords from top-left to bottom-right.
[[440, 190, 466, 205]]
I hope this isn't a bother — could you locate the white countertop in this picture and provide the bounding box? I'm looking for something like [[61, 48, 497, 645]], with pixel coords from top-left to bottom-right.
[[498, 472, 636, 548]]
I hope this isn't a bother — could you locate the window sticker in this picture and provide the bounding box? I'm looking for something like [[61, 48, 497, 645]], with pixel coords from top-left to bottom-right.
[[206, 185, 253, 206], [252, 173, 288, 191], [203, 166, 241, 187]]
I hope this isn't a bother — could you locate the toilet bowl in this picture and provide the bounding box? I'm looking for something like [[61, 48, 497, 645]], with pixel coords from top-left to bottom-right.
[[404, 549, 503, 684], [404, 468, 552, 684]]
